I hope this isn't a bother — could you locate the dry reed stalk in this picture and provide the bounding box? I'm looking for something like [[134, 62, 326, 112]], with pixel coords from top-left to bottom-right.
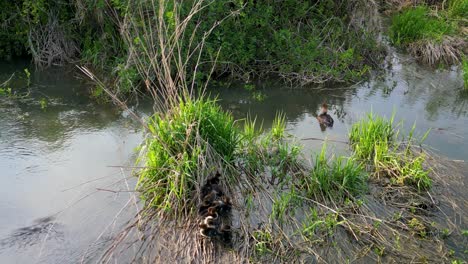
[[408, 36, 467, 65]]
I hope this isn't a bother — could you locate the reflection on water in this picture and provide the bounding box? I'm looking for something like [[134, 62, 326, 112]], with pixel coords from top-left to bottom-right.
[[215, 51, 467, 159], [0, 50, 466, 263], [0, 62, 144, 263], [0, 216, 63, 250]]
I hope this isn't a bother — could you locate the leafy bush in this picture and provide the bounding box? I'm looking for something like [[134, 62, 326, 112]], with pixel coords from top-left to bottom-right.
[[1, 0, 383, 88]]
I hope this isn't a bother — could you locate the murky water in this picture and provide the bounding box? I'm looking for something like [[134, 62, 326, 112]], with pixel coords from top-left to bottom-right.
[[0, 50, 467, 263]]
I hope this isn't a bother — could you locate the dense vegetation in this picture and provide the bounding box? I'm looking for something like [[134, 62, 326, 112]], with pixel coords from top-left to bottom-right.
[[24, 1, 461, 262], [389, 0, 467, 66], [1, 0, 384, 95]]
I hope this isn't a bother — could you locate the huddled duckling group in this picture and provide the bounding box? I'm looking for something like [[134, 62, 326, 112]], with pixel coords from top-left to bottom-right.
[[198, 172, 232, 242]]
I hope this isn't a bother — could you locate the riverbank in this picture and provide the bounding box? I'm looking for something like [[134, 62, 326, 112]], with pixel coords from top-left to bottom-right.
[[1, 0, 385, 96], [1, 1, 467, 263], [0, 49, 467, 261]]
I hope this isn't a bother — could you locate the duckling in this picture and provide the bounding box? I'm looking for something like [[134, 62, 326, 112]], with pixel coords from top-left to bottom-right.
[[201, 173, 223, 198], [198, 191, 217, 216], [199, 223, 218, 237], [218, 224, 232, 243], [205, 207, 219, 219], [316, 103, 334, 128], [199, 208, 220, 238], [212, 196, 232, 215]]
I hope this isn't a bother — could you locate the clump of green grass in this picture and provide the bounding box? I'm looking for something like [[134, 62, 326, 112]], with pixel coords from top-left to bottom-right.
[[269, 112, 287, 141], [447, 0, 468, 18], [252, 228, 274, 257], [303, 144, 367, 198], [349, 113, 432, 191], [390, 6, 454, 45], [137, 97, 239, 215], [389, 3, 467, 66], [270, 188, 300, 223], [349, 112, 395, 161], [301, 209, 345, 241]]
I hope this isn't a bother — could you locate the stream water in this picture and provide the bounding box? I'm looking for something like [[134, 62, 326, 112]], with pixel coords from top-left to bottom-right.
[[0, 50, 467, 263]]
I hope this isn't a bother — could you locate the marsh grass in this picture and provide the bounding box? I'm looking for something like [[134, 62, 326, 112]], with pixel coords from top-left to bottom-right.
[[137, 97, 239, 215], [390, 6, 453, 45], [349, 112, 396, 161], [349, 113, 432, 191], [389, 2, 467, 66], [302, 144, 367, 199]]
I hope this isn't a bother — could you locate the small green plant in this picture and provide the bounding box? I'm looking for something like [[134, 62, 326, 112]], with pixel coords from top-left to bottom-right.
[[441, 228, 451, 238], [373, 220, 382, 228], [39, 98, 48, 110], [461, 229, 468, 236], [0, 87, 12, 96], [244, 83, 255, 91], [301, 209, 345, 240], [252, 228, 274, 256], [271, 189, 300, 223], [252, 91, 267, 102], [24, 68, 31, 87], [304, 144, 367, 198], [408, 217, 427, 237], [373, 245, 385, 257], [90, 85, 109, 103], [301, 209, 324, 240]]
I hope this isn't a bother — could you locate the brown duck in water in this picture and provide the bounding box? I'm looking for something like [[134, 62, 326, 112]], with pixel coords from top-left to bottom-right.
[[316, 103, 334, 128]]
